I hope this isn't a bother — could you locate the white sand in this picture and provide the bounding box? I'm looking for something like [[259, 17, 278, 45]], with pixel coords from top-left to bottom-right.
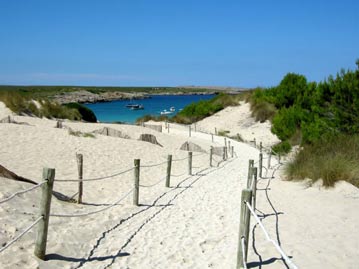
[[0, 101, 358, 269]]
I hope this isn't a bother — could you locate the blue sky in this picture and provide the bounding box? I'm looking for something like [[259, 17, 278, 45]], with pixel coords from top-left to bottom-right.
[[0, 0, 358, 87]]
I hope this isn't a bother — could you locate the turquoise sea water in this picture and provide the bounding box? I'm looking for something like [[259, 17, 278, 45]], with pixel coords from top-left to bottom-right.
[[84, 94, 215, 123]]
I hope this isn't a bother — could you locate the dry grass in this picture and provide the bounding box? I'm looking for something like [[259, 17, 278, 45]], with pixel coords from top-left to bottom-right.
[[286, 134, 359, 187]]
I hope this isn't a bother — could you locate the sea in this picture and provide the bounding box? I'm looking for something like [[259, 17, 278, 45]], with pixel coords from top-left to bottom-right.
[[84, 94, 215, 124]]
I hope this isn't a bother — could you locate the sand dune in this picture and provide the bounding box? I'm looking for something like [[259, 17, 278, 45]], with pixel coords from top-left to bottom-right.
[[0, 102, 358, 269]]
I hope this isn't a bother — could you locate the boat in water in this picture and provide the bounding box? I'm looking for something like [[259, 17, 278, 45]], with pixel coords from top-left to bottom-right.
[[160, 106, 176, 115], [129, 104, 144, 110]]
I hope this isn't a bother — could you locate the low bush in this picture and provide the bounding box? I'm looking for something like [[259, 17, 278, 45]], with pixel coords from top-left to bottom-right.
[[172, 93, 240, 124], [272, 141, 292, 155], [64, 103, 97, 122], [286, 134, 359, 187]]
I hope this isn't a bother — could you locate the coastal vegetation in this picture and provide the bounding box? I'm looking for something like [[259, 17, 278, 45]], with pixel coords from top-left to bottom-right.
[[249, 60, 359, 187], [172, 93, 241, 124], [0, 91, 98, 122]]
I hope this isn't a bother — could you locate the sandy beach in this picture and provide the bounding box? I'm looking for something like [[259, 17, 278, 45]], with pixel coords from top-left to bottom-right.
[[1, 101, 358, 269]]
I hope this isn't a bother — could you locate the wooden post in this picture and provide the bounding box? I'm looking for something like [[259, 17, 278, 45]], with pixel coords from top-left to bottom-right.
[[252, 167, 258, 210], [211, 133, 214, 142], [224, 137, 227, 148], [210, 146, 213, 167], [189, 125, 191, 137], [166, 155, 172, 187], [259, 153, 263, 178], [247, 160, 254, 188], [253, 138, 256, 148], [215, 127, 217, 135], [228, 141, 231, 154], [231, 146, 234, 158], [168, 123, 170, 133], [237, 189, 252, 269], [133, 159, 140, 206], [222, 147, 226, 161], [76, 154, 83, 204], [268, 148, 272, 169], [34, 168, 55, 260], [188, 152, 193, 175], [260, 142, 262, 152], [194, 123, 197, 132]]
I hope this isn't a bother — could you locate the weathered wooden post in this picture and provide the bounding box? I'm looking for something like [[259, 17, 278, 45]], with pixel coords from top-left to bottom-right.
[[76, 153, 83, 204], [260, 142, 262, 152], [189, 125, 191, 137], [222, 147, 226, 161], [253, 138, 256, 148], [224, 137, 227, 148], [252, 167, 258, 210], [210, 146, 213, 167], [228, 141, 231, 155], [247, 160, 254, 188], [268, 148, 272, 169], [34, 168, 55, 260], [194, 123, 197, 132], [133, 159, 140, 206], [237, 189, 252, 269], [211, 133, 214, 142], [188, 152, 193, 175], [168, 123, 170, 133], [231, 146, 234, 158], [215, 127, 217, 135], [56, 121, 62, 128], [166, 155, 172, 187], [259, 153, 263, 178]]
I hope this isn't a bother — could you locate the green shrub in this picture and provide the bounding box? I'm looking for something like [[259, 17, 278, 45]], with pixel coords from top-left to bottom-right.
[[64, 103, 97, 122], [217, 130, 230, 136], [271, 106, 304, 141], [172, 93, 240, 124], [272, 141, 292, 155]]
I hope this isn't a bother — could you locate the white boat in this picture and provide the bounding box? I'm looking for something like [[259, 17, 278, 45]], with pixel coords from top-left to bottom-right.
[[170, 106, 175, 112], [160, 110, 172, 115]]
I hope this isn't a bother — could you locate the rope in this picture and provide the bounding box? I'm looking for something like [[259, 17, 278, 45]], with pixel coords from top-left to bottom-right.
[[244, 201, 298, 269], [140, 160, 168, 168], [0, 216, 43, 254], [140, 176, 166, 188], [55, 167, 134, 182], [50, 188, 134, 218], [0, 181, 46, 204], [241, 237, 248, 269]]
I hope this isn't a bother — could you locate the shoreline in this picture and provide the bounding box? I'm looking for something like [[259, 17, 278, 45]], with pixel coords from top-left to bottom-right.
[[53, 90, 219, 105]]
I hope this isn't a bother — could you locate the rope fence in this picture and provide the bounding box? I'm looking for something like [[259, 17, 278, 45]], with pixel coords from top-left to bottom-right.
[[238, 154, 295, 269], [0, 216, 43, 254], [0, 181, 46, 204], [54, 167, 135, 182], [245, 201, 298, 269], [0, 143, 235, 259], [50, 188, 135, 218]]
